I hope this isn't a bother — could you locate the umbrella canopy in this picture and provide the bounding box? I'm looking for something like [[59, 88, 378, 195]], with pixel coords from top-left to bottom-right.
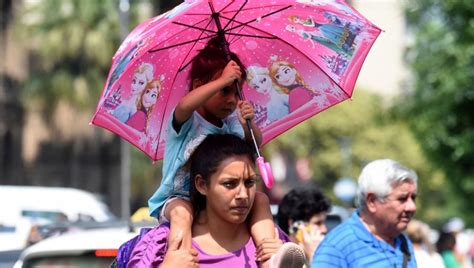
[[91, 0, 381, 162]]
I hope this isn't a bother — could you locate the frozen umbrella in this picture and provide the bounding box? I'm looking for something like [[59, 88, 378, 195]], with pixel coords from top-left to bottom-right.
[[91, 0, 381, 188]]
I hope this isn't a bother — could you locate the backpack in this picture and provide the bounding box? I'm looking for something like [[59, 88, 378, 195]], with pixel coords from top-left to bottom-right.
[[111, 227, 152, 268]]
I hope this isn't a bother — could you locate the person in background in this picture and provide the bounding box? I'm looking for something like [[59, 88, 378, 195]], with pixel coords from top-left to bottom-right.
[[443, 217, 472, 268], [437, 231, 462, 268], [406, 219, 445, 268], [277, 185, 331, 264], [312, 159, 418, 267]]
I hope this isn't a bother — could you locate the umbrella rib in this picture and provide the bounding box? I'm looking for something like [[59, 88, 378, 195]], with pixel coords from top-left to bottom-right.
[[148, 35, 214, 53], [171, 21, 216, 34], [224, 5, 292, 33], [224, 32, 277, 39], [223, 0, 248, 30]]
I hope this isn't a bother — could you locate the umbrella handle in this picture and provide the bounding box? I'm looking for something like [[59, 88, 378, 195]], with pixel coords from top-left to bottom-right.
[[257, 156, 273, 188]]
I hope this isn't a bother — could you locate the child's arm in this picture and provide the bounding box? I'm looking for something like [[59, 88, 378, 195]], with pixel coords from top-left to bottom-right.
[[237, 100, 263, 147], [250, 192, 277, 266], [174, 60, 242, 126], [165, 198, 194, 250]]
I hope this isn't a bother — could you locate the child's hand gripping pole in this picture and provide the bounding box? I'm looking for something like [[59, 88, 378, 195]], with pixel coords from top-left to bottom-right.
[[211, 7, 274, 188], [235, 80, 274, 189]]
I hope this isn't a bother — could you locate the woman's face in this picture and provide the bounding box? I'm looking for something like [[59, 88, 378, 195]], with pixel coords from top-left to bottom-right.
[[131, 72, 147, 95], [142, 86, 159, 109], [274, 65, 297, 86], [204, 155, 257, 224], [250, 74, 273, 94]]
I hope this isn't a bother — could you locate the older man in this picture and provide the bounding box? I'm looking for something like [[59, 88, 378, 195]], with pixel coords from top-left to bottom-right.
[[311, 159, 418, 267]]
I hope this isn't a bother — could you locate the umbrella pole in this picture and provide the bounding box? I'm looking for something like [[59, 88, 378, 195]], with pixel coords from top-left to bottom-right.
[[210, 2, 273, 188], [210, 3, 261, 158]]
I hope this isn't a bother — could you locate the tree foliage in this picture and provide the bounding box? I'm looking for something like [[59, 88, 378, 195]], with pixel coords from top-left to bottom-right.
[[398, 0, 474, 224], [14, 0, 157, 116], [266, 90, 458, 226]]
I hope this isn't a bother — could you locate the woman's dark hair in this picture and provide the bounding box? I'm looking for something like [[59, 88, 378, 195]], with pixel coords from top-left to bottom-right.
[[277, 185, 331, 234], [188, 134, 256, 217], [189, 36, 247, 90]]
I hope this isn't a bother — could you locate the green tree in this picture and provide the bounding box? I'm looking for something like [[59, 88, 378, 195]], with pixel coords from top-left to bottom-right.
[[16, 0, 132, 115], [14, 0, 164, 210], [399, 0, 474, 224], [266, 90, 457, 226]]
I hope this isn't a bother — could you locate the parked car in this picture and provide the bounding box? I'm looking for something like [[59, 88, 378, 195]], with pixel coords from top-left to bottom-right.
[[13, 226, 140, 268], [1, 186, 116, 223], [0, 185, 116, 251]]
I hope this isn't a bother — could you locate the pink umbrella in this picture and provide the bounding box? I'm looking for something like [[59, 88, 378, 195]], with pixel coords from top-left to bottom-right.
[[91, 0, 381, 187]]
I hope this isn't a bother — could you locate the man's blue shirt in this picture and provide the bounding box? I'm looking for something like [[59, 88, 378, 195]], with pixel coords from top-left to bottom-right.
[[311, 211, 417, 267]]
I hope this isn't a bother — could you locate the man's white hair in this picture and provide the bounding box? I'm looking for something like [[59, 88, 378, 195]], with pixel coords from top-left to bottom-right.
[[356, 159, 418, 209]]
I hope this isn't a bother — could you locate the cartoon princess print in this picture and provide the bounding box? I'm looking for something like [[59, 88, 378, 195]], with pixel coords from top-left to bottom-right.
[[320, 54, 348, 77], [112, 62, 154, 123], [287, 13, 360, 56], [104, 38, 150, 97], [247, 66, 289, 126], [269, 60, 328, 113], [126, 79, 161, 133]]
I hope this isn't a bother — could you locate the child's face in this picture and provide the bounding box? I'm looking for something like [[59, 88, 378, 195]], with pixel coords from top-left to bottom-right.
[[201, 86, 238, 120], [250, 74, 273, 94], [142, 86, 159, 109], [197, 71, 240, 121], [131, 72, 147, 95], [274, 65, 297, 86]]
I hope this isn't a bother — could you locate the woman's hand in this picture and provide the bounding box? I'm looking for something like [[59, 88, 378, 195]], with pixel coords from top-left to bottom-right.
[[298, 224, 325, 261]]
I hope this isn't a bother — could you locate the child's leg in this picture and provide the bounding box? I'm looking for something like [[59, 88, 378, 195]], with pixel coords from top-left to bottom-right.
[[164, 198, 193, 250], [249, 192, 276, 267]]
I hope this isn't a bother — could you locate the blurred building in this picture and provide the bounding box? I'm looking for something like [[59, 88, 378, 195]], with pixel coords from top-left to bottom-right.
[[353, 0, 408, 100], [0, 1, 122, 215], [1, 0, 25, 184]]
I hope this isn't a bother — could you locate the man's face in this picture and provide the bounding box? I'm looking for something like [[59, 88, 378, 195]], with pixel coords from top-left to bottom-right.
[[308, 212, 328, 234], [374, 181, 417, 237]]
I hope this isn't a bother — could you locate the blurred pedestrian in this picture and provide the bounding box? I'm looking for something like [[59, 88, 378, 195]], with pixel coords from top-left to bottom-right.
[[406, 219, 445, 268], [277, 185, 331, 264], [312, 159, 418, 267], [437, 231, 462, 268], [443, 218, 472, 268]]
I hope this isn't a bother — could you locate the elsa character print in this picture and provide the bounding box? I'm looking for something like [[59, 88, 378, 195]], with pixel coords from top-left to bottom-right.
[[247, 66, 289, 125], [112, 62, 154, 123], [269, 61, 328, 113], [287, 14, 359, 56], [104, 38, 149, 97], [126, 79, 161, 132]]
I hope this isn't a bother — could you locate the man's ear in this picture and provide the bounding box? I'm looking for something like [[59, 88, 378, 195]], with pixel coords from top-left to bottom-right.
[[366, 193, 378, 213], [195, 175, 207, 195]]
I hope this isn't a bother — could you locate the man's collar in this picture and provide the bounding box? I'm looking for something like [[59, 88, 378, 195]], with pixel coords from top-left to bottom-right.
[[351, 210, 403, 253]]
